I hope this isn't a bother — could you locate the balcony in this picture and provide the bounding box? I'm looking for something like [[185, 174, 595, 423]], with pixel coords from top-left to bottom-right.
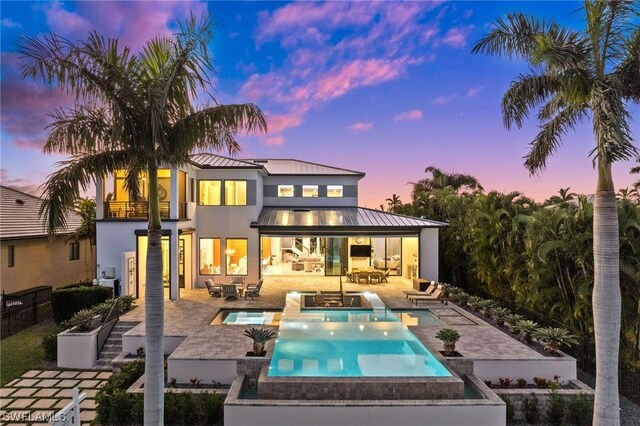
[[104, 201, 170, 220]]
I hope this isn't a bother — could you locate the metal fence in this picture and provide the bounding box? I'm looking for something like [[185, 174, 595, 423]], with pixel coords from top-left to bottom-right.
[[1, 286, 52, 337]]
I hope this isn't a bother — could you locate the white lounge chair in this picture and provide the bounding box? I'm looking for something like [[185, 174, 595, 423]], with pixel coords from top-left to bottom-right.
[[408, 288, 443, 305], [403, 281, 437, 298]]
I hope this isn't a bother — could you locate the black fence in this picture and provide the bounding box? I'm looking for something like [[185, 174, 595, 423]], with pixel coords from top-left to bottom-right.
[[1, 286, 53, 338], [454, 285, 640, 404]]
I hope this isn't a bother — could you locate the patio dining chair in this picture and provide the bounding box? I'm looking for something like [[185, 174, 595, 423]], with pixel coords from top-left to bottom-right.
[[380, 270, 390, 283], [222, 284, 238, 300], [245, 279, 264, 299], [369, 271, 382, 284], [356, 272, 369, 284], [204, 279, 222, 297], [344, 268, 353, 283]]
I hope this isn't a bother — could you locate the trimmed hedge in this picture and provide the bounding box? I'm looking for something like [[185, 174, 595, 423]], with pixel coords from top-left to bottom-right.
[[96, 361, 224, 425], [58, 281, 94, 290], [51, 285, 113, 323]]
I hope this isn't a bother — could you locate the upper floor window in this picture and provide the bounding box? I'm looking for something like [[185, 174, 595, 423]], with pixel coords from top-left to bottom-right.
[[327, 185, 344, 198], [225, 180, 247, 206], [8, 245, 15, 267], [302, 185, 318, 198], [278, 185, 294, 197], [69, 242, 80, 261], [199, 180, 221, 205]]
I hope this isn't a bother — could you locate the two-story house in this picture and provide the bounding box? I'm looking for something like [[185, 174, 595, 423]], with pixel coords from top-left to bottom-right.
[[95, 153, 445, 300]]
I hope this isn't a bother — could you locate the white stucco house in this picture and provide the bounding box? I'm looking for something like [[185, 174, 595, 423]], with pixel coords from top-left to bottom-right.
[[95, 153, 446, 300]]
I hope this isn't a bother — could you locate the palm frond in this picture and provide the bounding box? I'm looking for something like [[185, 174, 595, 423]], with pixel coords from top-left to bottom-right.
[[614, 27, 640, 101], [167, 103, 267, 163], [502, 74, 561, 129], [590, 81, 637, 165], [44, 105, 119, 154], [39, 150, 131, 233], [524, 105, 587, 173]]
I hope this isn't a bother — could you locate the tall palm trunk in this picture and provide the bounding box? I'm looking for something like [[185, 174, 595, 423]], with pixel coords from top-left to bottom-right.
[[593, 162, 621, 426], [144, 166, 164, 425]]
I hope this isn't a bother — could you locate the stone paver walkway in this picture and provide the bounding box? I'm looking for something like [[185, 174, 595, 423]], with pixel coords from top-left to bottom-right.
[[0, 370, 110, 425]]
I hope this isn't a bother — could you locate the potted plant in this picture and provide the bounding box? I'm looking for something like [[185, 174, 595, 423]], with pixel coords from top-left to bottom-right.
[[435, 328, 460, 356], [491, 307, 510, 326], [532, 327, 579, 355], [517, 320, 539, 344], [244, 327, 277, 356], [504, 314, 524, 334]]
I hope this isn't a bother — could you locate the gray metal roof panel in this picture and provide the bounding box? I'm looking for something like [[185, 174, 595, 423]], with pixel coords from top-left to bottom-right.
[[189, 153, 263, 169], [254, 207, 447, 229], [247, 159, 364, 176], [0, 186, 82, 239]]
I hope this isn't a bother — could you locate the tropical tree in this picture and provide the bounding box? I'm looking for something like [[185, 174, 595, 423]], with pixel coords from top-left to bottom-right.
[[545, 187, 577, 205], [385, 193, 403, 213], [21, 15, 267, 424], [473, 2, 638, 423]]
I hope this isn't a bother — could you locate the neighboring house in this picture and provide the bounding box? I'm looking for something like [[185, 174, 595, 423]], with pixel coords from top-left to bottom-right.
[[0, 186, 96, 294], [95, 154, 446, 300]]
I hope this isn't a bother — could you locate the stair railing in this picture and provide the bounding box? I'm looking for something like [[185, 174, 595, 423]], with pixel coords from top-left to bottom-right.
[[96, 297, 121, 356]]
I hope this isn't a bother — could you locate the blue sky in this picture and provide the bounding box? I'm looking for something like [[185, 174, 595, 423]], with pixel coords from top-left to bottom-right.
[[1, 1, 638, 207]]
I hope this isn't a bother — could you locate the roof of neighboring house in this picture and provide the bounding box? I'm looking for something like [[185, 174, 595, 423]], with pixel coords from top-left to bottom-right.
[[252, 207, 447, 233], [189, 153, 364, 176], [0, 186, 82, 240]]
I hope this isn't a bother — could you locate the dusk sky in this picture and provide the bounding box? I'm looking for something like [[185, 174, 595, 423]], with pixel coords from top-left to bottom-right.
[[1, 1, 638, 208]]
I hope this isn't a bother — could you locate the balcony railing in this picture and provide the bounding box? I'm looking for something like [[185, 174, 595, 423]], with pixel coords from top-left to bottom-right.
[[104, 201, 170, 219], [179, 202, 189, 220]]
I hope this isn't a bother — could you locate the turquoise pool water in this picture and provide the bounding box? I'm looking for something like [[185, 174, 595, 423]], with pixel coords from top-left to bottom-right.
[[222, 311, 278, 325], [268, 292, 451, 378]]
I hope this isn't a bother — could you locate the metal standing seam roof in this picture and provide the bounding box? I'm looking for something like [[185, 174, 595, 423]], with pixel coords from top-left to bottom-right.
[[0, 186, 82, 239], [188, 153, 364, 176], [189, 153, 263, 169], [248, 159, 365, 176], [252, 207, 447, 230]]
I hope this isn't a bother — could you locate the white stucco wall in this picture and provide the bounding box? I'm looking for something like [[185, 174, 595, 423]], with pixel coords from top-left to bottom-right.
[[420, 227, 439, 281]]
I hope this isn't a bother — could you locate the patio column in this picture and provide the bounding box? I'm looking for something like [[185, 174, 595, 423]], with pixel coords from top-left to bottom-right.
[[419, 228, 439, 282]]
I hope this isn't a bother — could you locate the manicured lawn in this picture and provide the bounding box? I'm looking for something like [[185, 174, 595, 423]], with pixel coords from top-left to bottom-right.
[[0, 320, 56, 385]]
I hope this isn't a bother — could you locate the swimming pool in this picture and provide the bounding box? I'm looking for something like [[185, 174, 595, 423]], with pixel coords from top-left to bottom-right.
[[217, 310, 281, 326], [268, 292, 451, 377]]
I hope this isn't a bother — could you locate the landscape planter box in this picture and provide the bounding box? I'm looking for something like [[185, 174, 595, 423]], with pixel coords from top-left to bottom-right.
[[57, 326, 101, 369]]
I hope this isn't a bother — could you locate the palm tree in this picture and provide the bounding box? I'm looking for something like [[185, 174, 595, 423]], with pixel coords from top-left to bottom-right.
[[473, 2, 638, 424], [546, 187, 578, 205], [385, 193, 402, 213], [21, 15, 267, 424]]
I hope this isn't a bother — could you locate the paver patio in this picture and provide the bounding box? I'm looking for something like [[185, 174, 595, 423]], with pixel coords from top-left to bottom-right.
[[0, 369, 110, 425]]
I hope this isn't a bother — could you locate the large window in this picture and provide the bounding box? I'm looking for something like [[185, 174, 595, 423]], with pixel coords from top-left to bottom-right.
[[327, 185, 343, 197], [302, 185, 318, 197], [278, 185, 294, 197], [69, 242, 80, 261], [199, 238, 221, 275], [226, 239, 248, 275], [199, 180, 221, 205], [225, 181, 247, 205], [8, 245, 14, 267]]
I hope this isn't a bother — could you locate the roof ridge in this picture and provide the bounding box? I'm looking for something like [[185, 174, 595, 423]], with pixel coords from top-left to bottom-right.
[[246, 158, 364, 176]]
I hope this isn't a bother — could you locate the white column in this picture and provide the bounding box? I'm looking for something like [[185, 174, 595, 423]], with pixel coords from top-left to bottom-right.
[[96, 177, 104, 220], [419, 228, 439, 282]]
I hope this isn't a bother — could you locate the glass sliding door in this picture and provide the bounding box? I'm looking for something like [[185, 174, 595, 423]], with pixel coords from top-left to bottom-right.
[[325, 237, 346, 276]]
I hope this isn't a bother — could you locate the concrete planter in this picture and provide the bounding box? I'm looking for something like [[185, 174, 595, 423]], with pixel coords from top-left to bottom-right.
[[57, 326, 100, 369]]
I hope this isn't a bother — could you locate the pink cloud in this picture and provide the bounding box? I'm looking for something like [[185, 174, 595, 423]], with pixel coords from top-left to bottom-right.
[[0, 169, 42, 196], [441, 25, 474, 48], [266, 112, 303, 133], [394, 109, 423, 122], [265, 136, 285, 146], [432, 94, 457, 105], [349, 122, 373, 132], [467, 86, 483, 98]]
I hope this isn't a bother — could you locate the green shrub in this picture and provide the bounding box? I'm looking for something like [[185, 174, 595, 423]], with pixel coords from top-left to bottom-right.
[[51, 285, 113, 323], [58, 281, 94, 290], [567, 393, 592, 425], [95, 361, 225, 425], [546, 390, 566, 425], [501, 396, 515, 424], [523, 394, 539, 424], [42, 333, 58, 361]]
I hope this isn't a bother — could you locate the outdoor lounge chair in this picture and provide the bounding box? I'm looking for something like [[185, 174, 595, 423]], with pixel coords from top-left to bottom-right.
[[403, 281, 437, 298], [205, 279, 222, 297], [245, 279, 263, 299], [222, 284, 238, 300], [408, 288, 443, 305]]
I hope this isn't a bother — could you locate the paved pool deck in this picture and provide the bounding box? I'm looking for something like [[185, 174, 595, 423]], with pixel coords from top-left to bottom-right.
[[120, 277, 545, 363]]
